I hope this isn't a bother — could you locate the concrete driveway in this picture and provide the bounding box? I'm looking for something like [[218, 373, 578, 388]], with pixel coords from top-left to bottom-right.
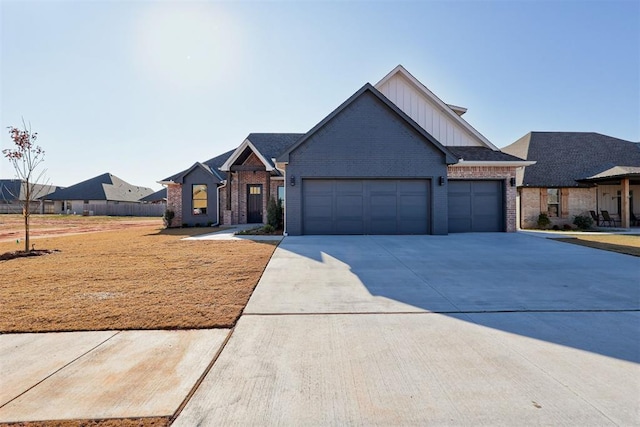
[[176, 233, 639, 426]]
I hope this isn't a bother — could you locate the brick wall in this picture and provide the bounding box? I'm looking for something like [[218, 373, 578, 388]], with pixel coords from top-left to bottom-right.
[[447, 165, 517, 232], [166, 183, 182, 227], [520, 187, 596, 228], [284, 90, 449, 235], [233, 170, 271, 224]]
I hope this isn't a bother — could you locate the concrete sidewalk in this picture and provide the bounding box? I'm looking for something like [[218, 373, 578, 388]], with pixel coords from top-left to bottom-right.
[[175, 233, 640, 426], [182, 224, 284, 241], [0, 329, 229, 423]]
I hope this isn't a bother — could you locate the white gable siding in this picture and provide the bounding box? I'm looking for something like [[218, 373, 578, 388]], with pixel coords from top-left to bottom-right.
[[377, 74, 482, 147]]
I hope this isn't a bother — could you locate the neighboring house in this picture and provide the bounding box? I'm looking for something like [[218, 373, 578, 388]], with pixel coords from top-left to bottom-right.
[[140, 188, 167, 205], [45, 173, 156, 216], [502, 132, 640, 228], [161, 65, 532, 234], [0, 179, 61, 214]]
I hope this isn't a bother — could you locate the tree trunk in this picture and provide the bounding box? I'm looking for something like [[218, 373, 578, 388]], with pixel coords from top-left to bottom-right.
[[24, 210, 30, 253]]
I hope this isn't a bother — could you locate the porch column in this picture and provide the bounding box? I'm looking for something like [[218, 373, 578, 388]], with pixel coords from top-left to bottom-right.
[[621, 177, 630, 228]]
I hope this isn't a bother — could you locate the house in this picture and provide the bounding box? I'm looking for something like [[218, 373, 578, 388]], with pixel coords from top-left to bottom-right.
[[161, 65, 532, 234], [502, 132, 640, 229], [45, 173, 156, 216], [140, 188, 167, 204], [0, 179, 61, 214]]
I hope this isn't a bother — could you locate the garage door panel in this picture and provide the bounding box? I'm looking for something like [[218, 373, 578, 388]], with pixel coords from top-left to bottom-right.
[[448, 180, 503, 233], [448, 195, 472, 215], [303, 179, 429, 235]]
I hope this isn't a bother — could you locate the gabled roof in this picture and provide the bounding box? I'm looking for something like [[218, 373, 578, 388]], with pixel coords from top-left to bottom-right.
[[220, 133, 304, 172], [502, 132, 640, 187], [161, 149, 235, 183], [375, 65, 499, 150], [278, 83, 458, 164], [0, 179, 61, 202], [162, 162, 222, 185], [46, 173, 154, 202], [140, 187, 167, 202]]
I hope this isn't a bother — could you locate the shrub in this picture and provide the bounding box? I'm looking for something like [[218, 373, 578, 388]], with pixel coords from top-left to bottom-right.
[[552, 224, 560, 230], [573, 214, 593, 230], [163, 209, 175, 228], [262, 224, 275, 233], [207, 221, 214, 227], [267, 197, 283, 229], [563, 223, 573, 230], [194, 223, 201, 227], [537, 213, 551, 229], [182, 223, 189, 228]]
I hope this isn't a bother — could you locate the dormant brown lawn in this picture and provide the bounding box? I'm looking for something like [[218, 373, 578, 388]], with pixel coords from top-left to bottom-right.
[[552, 234, 640, 257], [0, 219, 277, 333]]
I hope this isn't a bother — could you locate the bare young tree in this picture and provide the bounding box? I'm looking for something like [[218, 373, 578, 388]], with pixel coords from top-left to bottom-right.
[[3, 120, 47, 253]]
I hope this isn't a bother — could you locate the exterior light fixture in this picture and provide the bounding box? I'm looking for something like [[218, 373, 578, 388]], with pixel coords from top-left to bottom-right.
[[510, 177, 516, 187], [439, 176, 446, 186], [290, 176, 296, 186]]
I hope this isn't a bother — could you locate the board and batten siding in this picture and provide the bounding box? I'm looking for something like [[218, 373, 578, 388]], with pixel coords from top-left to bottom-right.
[[377, 73, 482, 147]]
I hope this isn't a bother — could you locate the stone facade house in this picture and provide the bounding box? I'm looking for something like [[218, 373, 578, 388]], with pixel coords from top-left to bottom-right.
[[502, 132, 640, 229], [161, 65, 531, 234]]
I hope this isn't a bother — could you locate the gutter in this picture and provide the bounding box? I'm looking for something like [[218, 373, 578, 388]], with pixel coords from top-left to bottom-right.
[[453, 160, 536, 167]]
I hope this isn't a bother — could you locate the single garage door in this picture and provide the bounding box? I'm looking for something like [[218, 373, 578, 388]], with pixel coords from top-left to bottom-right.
[[303, 179, 430, 235], [448, 180, 504, 232]]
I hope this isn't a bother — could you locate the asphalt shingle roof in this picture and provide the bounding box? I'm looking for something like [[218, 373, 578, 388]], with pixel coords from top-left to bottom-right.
[[0, 179, 61, 202], [246, 133, 305, 169], [139, 188, 167, 202], [46, 173, 154, 202], [162, 134, 303, 183], [447, 146, 525, 162], [501, 132, 640, 187]]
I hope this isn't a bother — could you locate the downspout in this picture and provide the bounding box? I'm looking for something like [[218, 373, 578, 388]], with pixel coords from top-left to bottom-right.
[[273, 158, 288, 236], [215, 181, 226, 227]]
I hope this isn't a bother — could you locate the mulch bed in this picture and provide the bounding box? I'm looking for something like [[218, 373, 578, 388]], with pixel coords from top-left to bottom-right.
[[0, 249, 60, 261]]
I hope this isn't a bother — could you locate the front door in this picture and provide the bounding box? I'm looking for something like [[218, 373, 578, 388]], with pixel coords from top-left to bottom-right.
[[247, 184, 263, 223]]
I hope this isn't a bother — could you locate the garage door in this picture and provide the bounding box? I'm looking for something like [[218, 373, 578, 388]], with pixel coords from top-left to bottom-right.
[[303, 179, 430, 235], [448, 180, 504, 232]]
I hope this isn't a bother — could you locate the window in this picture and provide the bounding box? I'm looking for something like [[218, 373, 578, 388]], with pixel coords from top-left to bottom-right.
[[547, 188, 559, 217], [192, 184, 207, 215], [277, 186, 285, 204], [249, 186, 261, 195]]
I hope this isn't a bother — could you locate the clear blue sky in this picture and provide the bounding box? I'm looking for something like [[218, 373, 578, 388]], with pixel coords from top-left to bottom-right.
[[2, 0, 638, 191]]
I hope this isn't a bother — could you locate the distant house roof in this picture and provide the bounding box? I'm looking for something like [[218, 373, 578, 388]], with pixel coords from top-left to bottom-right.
[[140, 188, 167, 203], [0, 179, 60, 202], [46, 173, 154, 202], [502, 132, 640, 187]]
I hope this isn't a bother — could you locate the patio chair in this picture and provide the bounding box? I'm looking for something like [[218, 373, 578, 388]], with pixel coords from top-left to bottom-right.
[[589, 210, 600, 226], [631, 211, 640, 227], [600, 210, 618, 227]]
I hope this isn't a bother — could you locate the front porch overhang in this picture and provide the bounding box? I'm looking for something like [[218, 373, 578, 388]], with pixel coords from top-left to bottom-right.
[[578, 168, 640, 228]]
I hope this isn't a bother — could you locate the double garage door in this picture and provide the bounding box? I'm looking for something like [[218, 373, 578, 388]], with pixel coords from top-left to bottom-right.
[[303, 179, 430, 235]]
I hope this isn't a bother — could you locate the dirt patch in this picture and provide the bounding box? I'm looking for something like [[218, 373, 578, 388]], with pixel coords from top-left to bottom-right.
[[0, 223, 277, 333], [0, 417, 169, 427], [0, 215, 161, 243], [552, 234, 640, 257]]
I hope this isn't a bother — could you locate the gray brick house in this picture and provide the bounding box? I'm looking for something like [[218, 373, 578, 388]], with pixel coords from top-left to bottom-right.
[[161, 65, 531, 234]]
